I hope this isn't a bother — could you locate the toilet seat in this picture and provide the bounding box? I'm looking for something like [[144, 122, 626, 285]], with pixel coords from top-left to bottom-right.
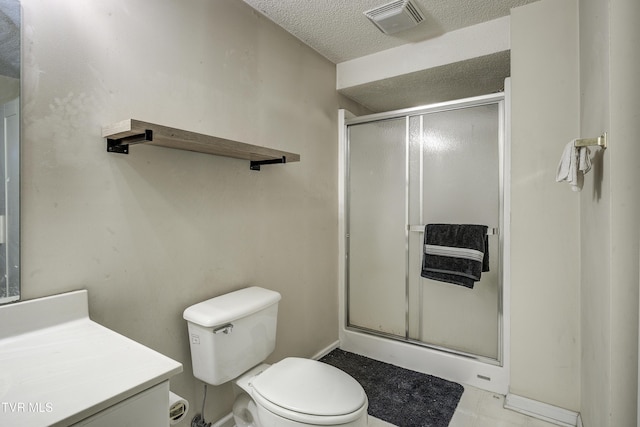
[[250, 358, 367, 425]]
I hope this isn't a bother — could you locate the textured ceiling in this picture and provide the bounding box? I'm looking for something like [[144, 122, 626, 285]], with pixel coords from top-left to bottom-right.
[[242, 0, 539, 64], [242, 0, 539, 111], [341, 51, 511, 112]]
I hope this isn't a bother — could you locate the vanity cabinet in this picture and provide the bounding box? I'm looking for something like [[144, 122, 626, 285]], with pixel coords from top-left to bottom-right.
[[0, 290, 183, 427], [73, 382, 169, 427]]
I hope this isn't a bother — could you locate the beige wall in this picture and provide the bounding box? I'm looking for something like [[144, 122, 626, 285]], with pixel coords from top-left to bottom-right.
[[510, 0, 581, 410], [19, 0, 347, 423], [579, 0, 611, 424], [580, 0, 640, 424], [512, 0, 640, 421], [608, 0, 640, 422]]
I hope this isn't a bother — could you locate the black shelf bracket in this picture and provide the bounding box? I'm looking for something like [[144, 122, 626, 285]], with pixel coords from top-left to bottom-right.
[[107, 129, 153, 154], [250, 156, 287, 171]]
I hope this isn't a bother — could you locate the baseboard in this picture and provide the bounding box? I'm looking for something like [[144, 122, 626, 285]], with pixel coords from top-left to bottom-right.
[[311, 340, 340, 360], [504, 394, 579, 427]]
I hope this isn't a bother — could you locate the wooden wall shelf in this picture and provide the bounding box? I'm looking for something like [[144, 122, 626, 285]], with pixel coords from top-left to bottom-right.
[[102, 119, 300, 171]]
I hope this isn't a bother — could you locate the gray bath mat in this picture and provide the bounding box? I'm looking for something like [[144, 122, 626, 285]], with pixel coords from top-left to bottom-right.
[[319, 349, 463, 427]]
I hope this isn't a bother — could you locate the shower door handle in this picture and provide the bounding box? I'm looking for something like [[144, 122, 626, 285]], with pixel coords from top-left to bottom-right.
[[0, 215, 5, 244]]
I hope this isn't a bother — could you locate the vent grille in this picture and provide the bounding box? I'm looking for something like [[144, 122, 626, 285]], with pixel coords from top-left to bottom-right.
[[365, 0, 405, 18], [404, 1, 424, 23], [364, 0, 425, 34]]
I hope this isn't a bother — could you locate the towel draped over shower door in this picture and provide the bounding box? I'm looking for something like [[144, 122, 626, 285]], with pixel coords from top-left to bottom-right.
[[421, 224, 489, 289]]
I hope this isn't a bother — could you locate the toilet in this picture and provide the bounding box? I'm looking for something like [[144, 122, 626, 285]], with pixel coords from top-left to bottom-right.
[[183, 286, 368, 427]]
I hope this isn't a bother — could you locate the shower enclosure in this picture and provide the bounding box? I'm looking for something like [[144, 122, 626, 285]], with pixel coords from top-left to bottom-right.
[[338, 90, 510, 393]]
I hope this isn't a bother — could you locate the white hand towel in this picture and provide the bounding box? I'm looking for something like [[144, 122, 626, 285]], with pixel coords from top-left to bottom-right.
[[556, 140, 591, 192]]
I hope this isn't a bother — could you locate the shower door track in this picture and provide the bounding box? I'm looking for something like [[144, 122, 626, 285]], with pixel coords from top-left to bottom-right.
[[345, 323, 501, 367], [345, 92, 504, 125]]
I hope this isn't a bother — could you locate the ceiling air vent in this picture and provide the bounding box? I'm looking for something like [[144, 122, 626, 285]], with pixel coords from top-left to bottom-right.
[[364, 0, 425, 35]]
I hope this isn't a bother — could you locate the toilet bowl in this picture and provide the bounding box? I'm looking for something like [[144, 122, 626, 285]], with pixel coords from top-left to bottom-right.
[[183, 287, 368, 427], [232, 359, 368, 427]]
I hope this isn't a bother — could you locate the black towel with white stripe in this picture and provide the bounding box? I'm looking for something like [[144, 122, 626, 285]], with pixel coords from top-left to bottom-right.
[[420, 224, 489, 289]]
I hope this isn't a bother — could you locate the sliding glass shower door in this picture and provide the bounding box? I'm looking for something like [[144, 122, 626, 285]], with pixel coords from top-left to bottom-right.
[[346, 97, 504, 363], [348, 117, 408, 337]]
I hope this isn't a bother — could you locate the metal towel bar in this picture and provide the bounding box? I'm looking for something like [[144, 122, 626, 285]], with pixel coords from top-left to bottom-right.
[[408, 225, 498, 235], [574, 133, 607, 149]]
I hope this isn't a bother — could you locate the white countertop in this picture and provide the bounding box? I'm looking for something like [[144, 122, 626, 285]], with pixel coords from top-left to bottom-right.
[[0, 290, 183, 426]]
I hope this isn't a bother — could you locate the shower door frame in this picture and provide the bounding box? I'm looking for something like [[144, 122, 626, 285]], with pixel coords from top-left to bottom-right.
[[337, 86, 511, 394]]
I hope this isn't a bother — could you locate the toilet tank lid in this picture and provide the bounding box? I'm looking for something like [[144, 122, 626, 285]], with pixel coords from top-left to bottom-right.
[[183, 287, 281, 328]]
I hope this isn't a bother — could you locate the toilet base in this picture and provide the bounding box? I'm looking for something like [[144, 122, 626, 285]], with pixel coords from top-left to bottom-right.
[[233, 393, 259, 427]]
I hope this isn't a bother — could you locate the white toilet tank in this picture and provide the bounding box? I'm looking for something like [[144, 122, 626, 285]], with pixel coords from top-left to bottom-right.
[[183, 286, 281, 385]]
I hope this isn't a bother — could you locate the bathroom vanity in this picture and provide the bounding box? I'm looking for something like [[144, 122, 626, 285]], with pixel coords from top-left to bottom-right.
[[0, 290, 182, 426]]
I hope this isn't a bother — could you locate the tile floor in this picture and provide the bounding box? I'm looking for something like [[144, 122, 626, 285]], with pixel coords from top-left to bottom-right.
[[368, 384, 559, 427]]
